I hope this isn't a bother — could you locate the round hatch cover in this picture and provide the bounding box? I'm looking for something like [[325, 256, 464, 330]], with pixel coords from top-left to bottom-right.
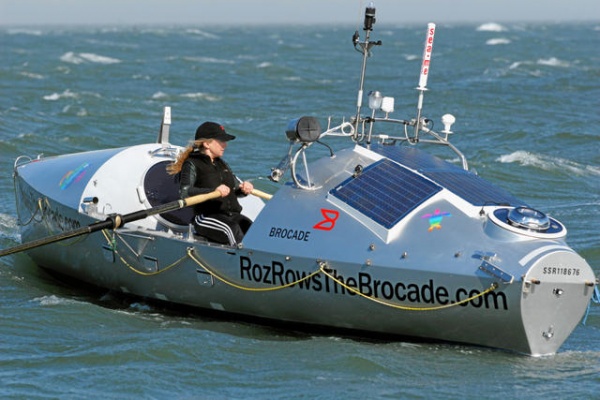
[[507, 206, 550, 232]]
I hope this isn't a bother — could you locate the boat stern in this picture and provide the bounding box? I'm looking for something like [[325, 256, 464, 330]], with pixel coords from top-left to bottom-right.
[[520, 247, 596, 356]]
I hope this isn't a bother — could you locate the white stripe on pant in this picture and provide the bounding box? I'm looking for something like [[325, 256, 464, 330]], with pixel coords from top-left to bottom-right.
[[195, 215, 237, 245]]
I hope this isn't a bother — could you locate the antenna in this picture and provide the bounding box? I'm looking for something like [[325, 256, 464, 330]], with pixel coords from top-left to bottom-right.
[[352, 2, 382, 140], [412, 23, 436, 142]]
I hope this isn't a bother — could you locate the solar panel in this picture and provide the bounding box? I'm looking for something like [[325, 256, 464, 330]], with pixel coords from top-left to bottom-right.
[[330, 159, 442, 229], [373, 144, 453, 172], [426, 171, 523, 206], [370, 144, 524, 207]]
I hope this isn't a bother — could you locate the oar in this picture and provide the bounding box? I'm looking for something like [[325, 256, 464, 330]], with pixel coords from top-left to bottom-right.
[[0, 190, 221, 258]]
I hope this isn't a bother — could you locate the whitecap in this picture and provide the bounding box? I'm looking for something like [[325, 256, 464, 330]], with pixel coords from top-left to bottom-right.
[[498, 150, 537, 164], [257, 62, 272, 68], [537, 57, 570, 68], [486, 38, 511, 45], [509, 61, 524, 70], [476, 23, 507, 32], [180, 92, 221, 102], [43, 91, 69, 101], [497, 151, 600, 177], [43, 89, 78, 101], [152, 91, 169, 99], [78, 53, 121, 64], [184, 56, 234, 64], [20, 71, 45, 79], [185, 28, 220, 39], [60, 51, 121, 64], [60, 51, 85, 64]]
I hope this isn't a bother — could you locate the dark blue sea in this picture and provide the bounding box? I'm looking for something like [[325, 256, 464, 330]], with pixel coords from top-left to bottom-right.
[[1, 20, 599, 399]]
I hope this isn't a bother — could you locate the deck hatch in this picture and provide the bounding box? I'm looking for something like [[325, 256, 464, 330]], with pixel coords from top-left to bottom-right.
[[330, 159, 442, 229]]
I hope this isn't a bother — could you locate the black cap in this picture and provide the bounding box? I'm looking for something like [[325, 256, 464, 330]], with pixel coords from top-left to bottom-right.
[[194, 121, 236, 141]]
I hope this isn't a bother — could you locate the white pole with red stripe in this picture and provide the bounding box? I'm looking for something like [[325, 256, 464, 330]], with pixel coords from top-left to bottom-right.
[[413, 23, 436, 141]]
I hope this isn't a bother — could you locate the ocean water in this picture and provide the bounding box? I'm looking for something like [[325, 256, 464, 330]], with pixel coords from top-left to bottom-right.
[[1, 19, 599, 399]]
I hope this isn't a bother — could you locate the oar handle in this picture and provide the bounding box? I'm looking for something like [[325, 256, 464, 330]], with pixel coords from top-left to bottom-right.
[[104, 190, 222, 229], [181, 190, 222, 207], [251, 189, 273, 200]]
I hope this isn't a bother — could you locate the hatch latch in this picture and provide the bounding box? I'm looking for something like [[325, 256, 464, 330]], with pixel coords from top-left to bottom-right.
[[475, 252, 514, 284]]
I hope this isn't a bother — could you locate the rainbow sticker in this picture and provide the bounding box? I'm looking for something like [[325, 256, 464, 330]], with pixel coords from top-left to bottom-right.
[[421, 209, 451, 232], [59, 162, 90, 190]]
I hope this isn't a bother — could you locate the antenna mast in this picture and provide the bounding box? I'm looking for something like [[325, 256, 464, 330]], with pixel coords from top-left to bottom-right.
[[352, 2, 381, 140]]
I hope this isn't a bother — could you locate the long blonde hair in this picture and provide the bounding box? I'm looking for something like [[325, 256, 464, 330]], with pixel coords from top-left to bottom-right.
[[166, 139, 211, 175]]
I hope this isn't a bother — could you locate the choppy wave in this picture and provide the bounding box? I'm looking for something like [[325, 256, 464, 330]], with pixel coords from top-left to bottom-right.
[[497, 151, 600, 177], [60, 52, 121, 65]]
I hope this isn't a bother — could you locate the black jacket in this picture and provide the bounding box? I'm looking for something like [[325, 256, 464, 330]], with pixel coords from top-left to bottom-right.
[[179, 150, 243, 216]]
